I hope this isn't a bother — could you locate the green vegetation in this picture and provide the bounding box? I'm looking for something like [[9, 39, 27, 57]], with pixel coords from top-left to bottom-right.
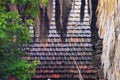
[[0, 0, 48, 79]]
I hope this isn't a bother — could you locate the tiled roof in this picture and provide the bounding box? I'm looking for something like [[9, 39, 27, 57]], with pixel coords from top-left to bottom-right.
[[24, 0, 95, 79]]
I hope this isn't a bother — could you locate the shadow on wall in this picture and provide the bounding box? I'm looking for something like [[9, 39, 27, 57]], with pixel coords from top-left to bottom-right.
[[90, 0, 104, 80]]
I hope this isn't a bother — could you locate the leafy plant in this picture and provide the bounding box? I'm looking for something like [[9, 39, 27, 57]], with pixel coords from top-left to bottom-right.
[[0, 1, 43, 80]]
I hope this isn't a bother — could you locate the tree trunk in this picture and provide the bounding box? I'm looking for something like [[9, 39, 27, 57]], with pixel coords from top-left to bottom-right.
[[97, 0, 120, 80]]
